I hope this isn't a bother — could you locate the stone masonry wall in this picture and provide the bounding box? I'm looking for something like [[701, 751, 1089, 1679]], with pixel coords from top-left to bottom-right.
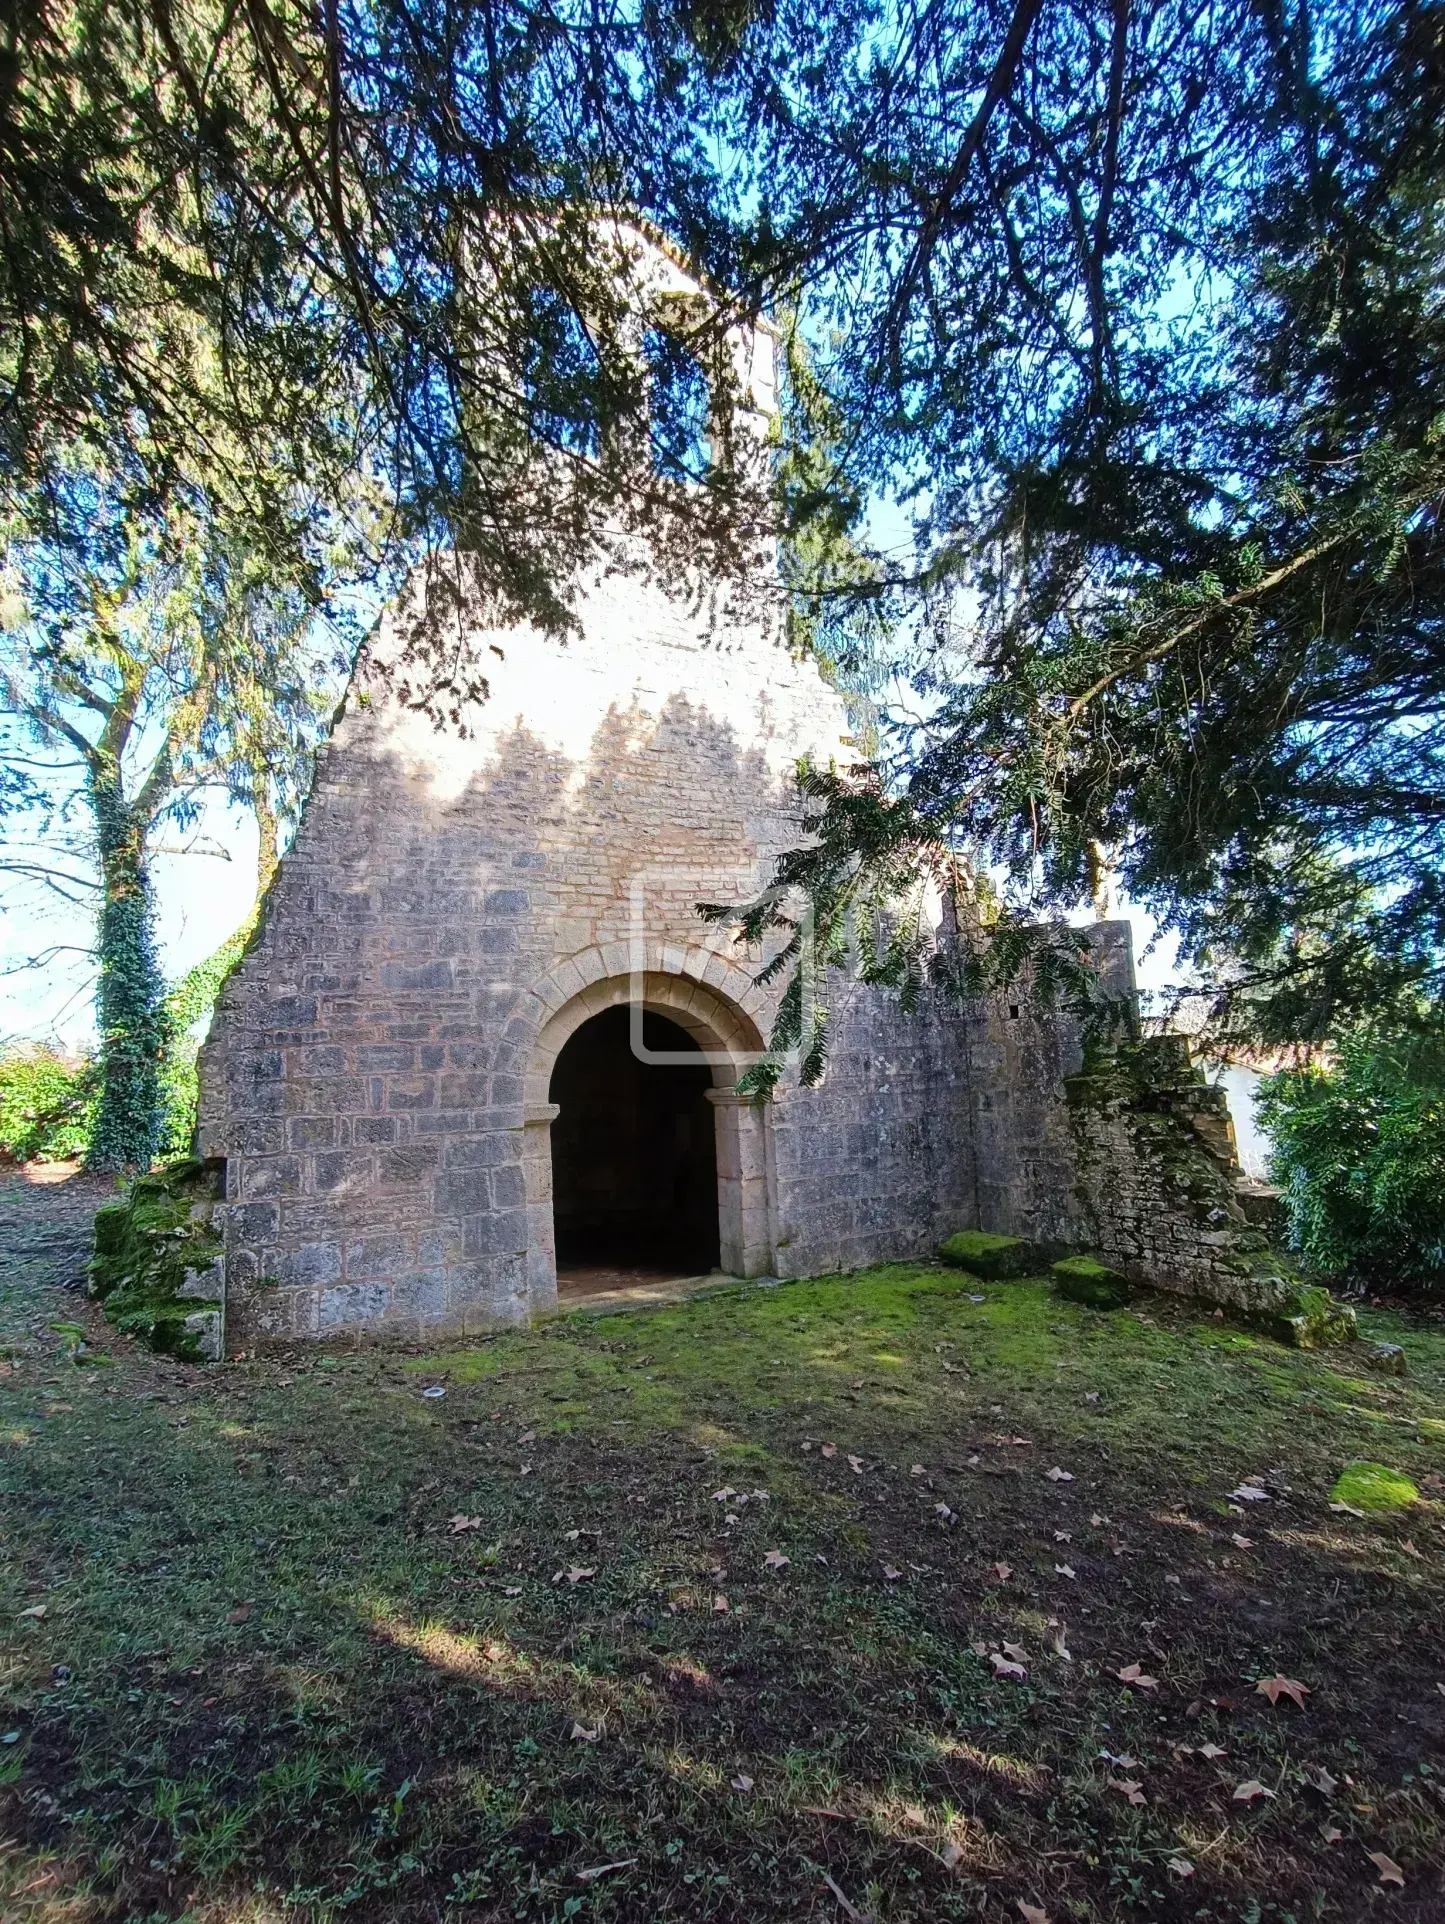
[[197, 540, 989, 1349]]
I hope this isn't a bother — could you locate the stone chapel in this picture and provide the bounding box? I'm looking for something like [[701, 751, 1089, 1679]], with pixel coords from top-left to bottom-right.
[[198, 232, 1284, 1354]]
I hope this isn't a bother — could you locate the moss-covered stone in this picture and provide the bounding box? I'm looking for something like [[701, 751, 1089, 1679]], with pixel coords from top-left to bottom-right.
[[937, 1230, 1040, 1279], [1052, 1255, 1132, 1309], [1262, 1283, 1356, 1350], [88, 1159, 224, 1362], [1364, 1341, 1408, 1376], [1330, 1461, 1418, 1512]]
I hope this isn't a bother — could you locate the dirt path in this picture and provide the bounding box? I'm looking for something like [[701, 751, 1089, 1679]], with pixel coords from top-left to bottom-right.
[[0, 1164, 115, 1352]]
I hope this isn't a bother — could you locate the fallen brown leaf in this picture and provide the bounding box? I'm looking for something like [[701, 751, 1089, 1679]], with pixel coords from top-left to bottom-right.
[[568, 1722, 599, 1743], [763, 1548, 789, 1570], [1109, 1777, 1147, 1806], [1255, 1674, 1310, 1707], [1232, 1779, 1275, 1803], [1366, 1851, 1405, 1886], [730, 1774, 754, 1792], [1016, 1902, 1051, 1924], [228, 1601, 254, 1625], [1116, 1663, 1158, 1690], [990, 1651, 1027, 1680]]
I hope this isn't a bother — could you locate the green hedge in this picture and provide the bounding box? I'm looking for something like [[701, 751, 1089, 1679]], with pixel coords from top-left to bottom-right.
[[0, 1046, 98, 1162]]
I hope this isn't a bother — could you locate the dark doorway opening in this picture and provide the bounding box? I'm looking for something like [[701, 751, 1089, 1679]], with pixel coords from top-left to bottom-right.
[[549, 1006, 720, 1288]]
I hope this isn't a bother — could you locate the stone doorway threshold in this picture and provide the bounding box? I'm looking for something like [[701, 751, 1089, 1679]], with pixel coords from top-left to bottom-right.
[[555, 1266, 739, 1314]]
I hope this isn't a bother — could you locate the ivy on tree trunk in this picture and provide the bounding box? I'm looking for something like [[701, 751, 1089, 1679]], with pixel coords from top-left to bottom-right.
[[86, 772, 169, 1172]]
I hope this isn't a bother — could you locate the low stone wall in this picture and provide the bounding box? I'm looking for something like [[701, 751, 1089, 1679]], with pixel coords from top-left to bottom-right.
[[1060, 1034, 1352, 1343]]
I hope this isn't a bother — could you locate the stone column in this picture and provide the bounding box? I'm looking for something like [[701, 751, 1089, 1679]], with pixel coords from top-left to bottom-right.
[[708, 1089, 774, 1277], [521, 1103, 561, 1315]]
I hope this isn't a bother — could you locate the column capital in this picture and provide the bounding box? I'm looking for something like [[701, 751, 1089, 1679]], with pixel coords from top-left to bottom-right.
[[524, 1102, 561, 1126]]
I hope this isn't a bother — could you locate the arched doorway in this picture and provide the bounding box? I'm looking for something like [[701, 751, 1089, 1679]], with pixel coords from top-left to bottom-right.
[[549, 1006, 720, 1285]]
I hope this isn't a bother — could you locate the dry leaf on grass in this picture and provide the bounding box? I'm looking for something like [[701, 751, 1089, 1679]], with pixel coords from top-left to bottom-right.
[[763, 1549, 789, 1570], [881, 1564, 903, 1581], [990, 1651, 1027, 1680], [730, 1774, 754, 1792], [228, 1601, 254, 1625], [569, 1722, 599, 1743], [1002, 1640, 1028, 1662], [1232, 1779, 1275, 1803], [1320, 1823, 1343, 1844], [16, 1604, 46, 1620], [938, 1839, 966, 1871], [1306, 1765, 1338, 1795], [1367, 1851, 1405, 1886], [577, 1859, 636, 1883], [1255, 1674, 1310, 1707], [713, 1594, 729, 1614], [1230, 1533, 1254, 1548], [1054, 1529, 1072, 1543], [566, 1566, 596, 1584], [1229, 1484, 1270, 1502], [503, 1586, 523, 1597], [1198, 1741, 1227, 1760], [1109, 1778, 1147, 1806], [1055, 1563, 1076, 1579], [847, 1455, 865, 1474], [1329, 1500, 1365, 1517], [1044, 1466, 1075, 1482], [1016, 1902, 1051, 1924], [448, 1514, 481, 1534], [820, 1444, 837, 1460], [993, 1561, 1013, 1581], [1167, 1857, 1194, 1877], [711, 1486, 736, 1502], [1116, 1663, 1158, 1690]]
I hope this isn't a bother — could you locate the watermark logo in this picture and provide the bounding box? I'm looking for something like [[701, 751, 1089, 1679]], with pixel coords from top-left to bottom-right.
[[623, 869, 818, 1071]]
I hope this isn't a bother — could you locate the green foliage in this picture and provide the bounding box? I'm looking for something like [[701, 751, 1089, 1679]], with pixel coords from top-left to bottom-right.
[[89, 1159, 223, 1361], [0, 1046, 96, 1162], [157, 925, 253, 1160], [1258, 1029, 1445, 1297]]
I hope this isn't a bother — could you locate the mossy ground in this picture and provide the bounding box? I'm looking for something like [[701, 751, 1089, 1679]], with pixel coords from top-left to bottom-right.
[[2, 1171, 1444, 1922]]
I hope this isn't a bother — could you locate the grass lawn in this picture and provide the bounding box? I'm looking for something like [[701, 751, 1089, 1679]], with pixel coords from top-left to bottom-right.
[[2, 1181, 1444, 1921]]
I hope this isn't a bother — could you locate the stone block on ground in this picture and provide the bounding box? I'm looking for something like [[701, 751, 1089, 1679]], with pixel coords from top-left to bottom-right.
[[1052, 1255, 1132, 1309], [1263, 1282, 1357, 1350], [937, 1230, 1041, 1279], [1364, 1340, 1407, 1375], [1330, 1461, 1418, 1512]]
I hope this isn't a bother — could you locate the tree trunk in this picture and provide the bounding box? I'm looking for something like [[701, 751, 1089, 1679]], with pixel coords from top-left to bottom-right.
[[86, 772, 169, 1172]]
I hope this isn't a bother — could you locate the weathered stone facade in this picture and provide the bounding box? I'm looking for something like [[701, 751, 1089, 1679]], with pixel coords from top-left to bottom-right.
[[196, 258, 1310, 1354]]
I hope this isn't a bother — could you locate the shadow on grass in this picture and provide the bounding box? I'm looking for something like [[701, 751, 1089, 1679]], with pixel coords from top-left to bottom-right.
[[1, 1266, 1443, 1920]]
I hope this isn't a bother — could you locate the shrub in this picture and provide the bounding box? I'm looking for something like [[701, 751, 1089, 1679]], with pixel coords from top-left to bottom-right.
[[1257, 1029, 1445, 1297], [0, 1045, 98, 1162]]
